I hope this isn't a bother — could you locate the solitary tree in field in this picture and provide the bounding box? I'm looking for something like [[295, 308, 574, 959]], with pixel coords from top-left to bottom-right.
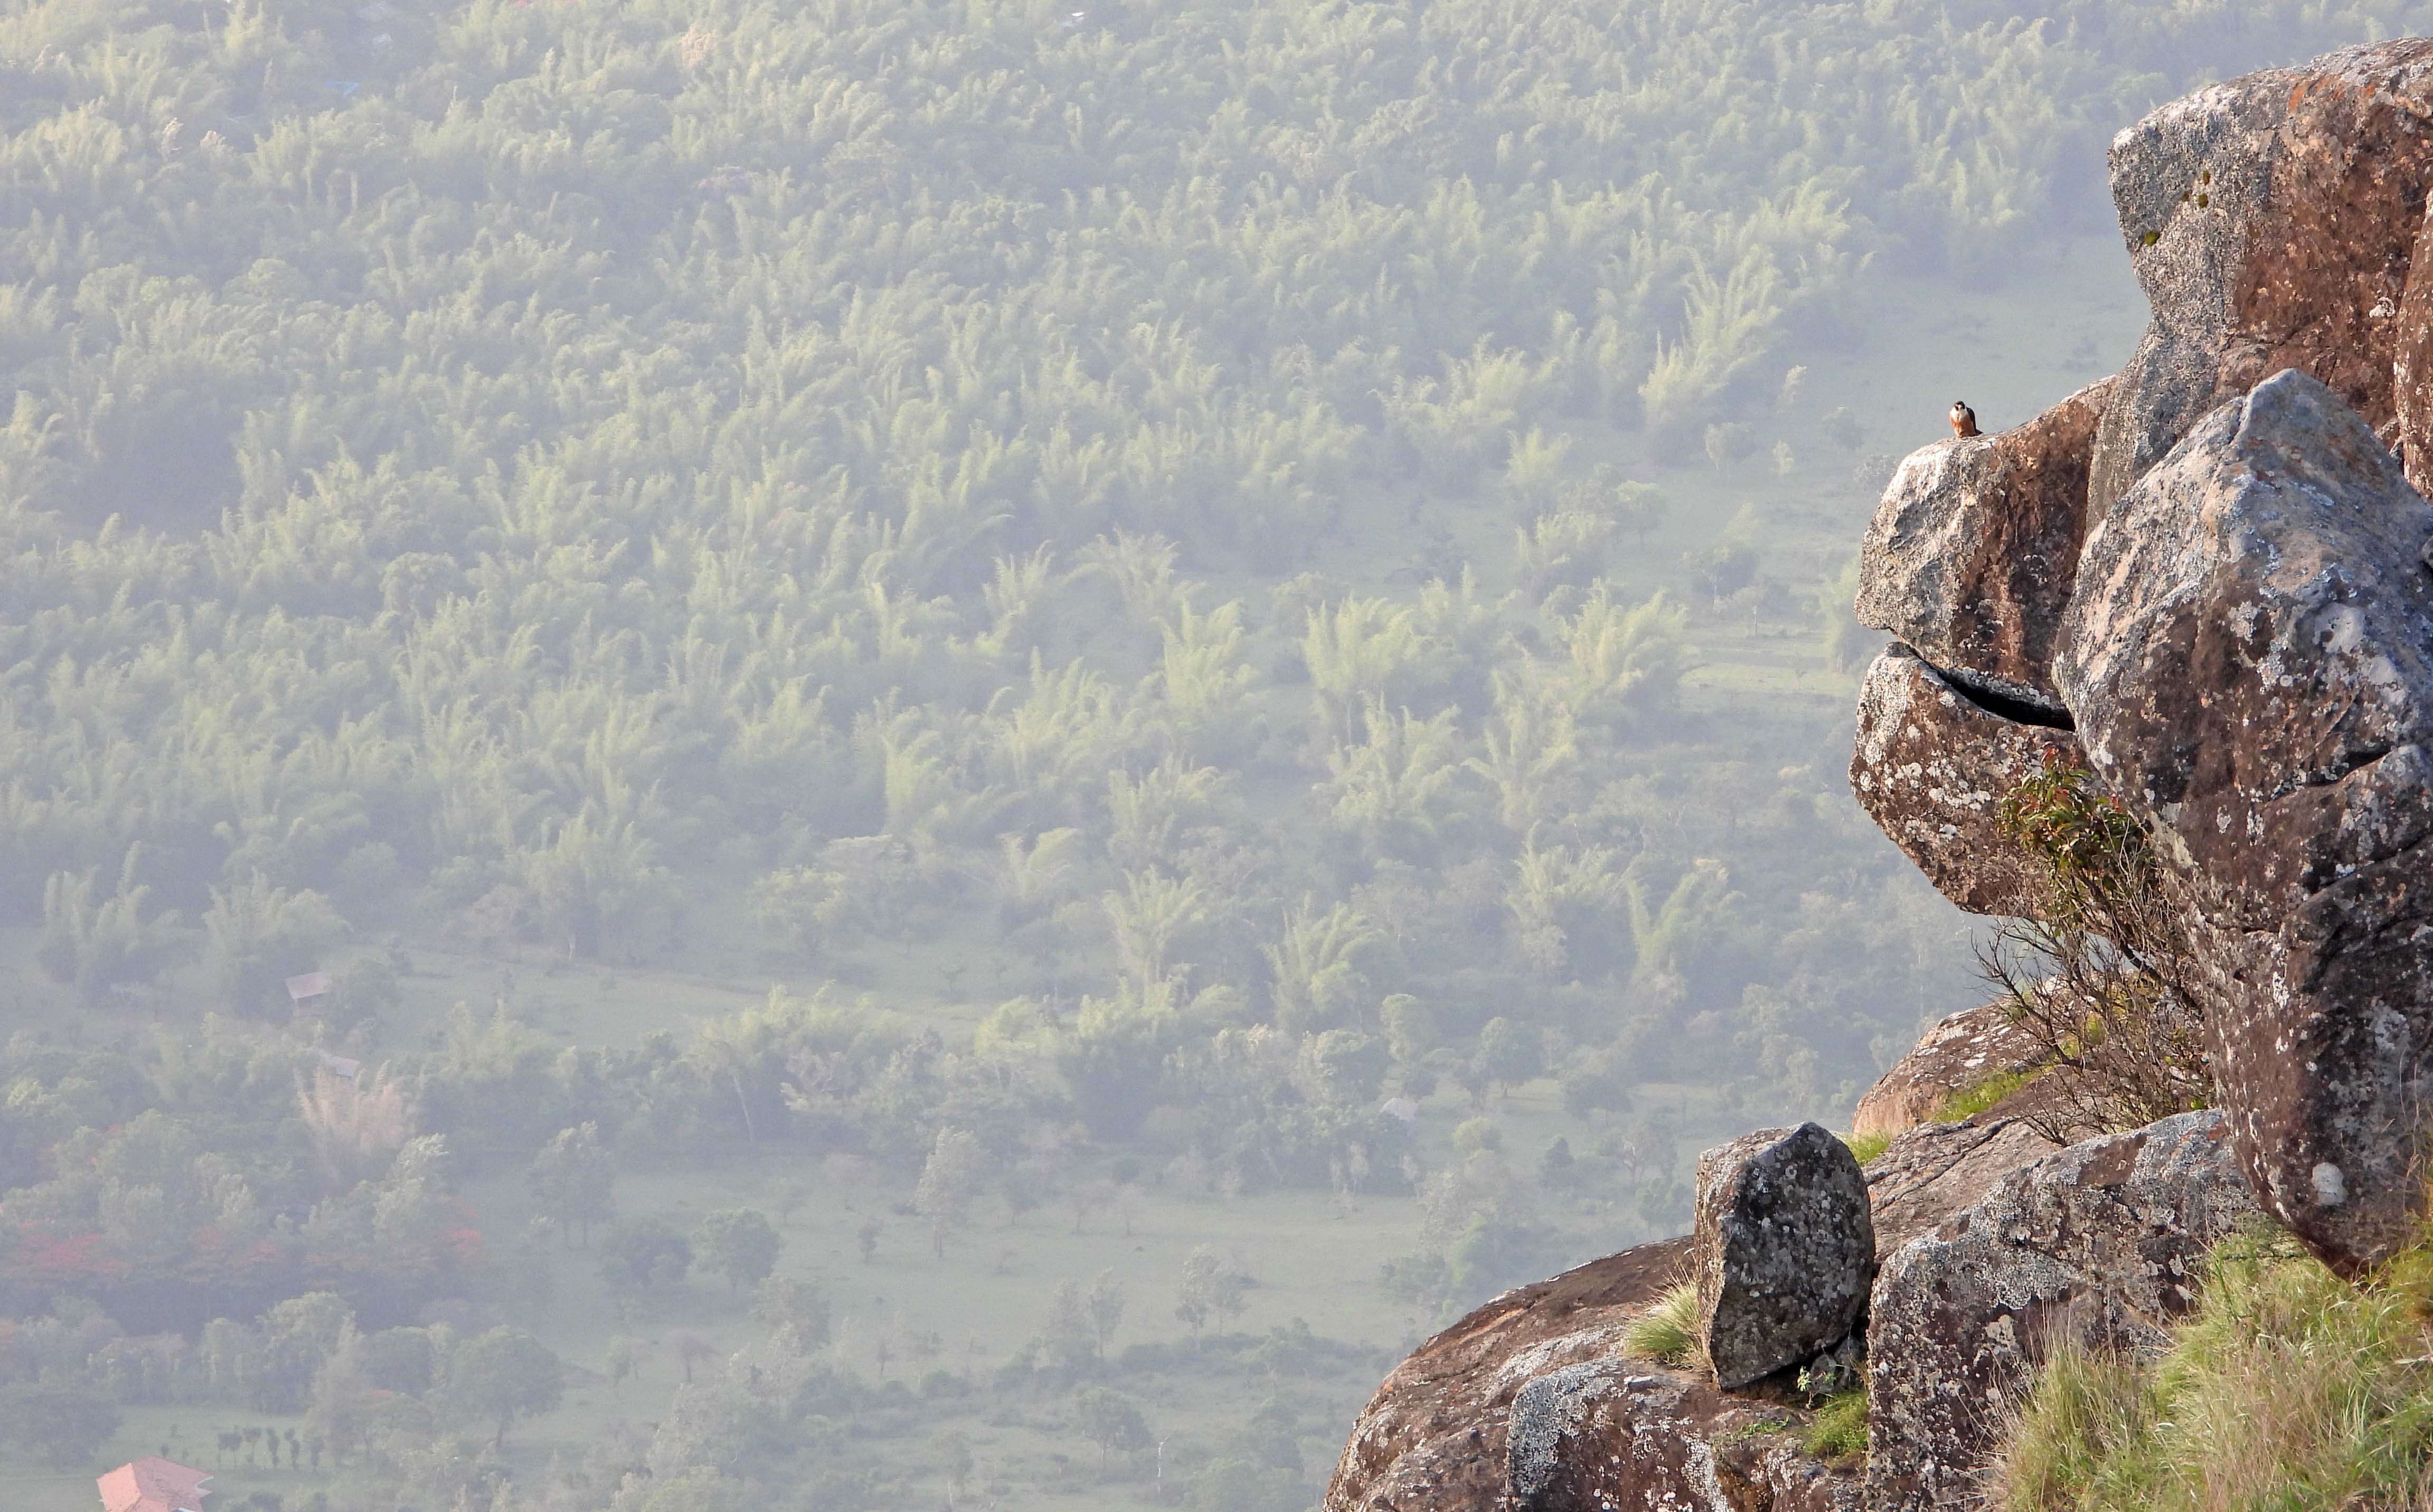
[[448, 1327, 562, 1450], [527, 1122, 616, 1245], [932, 1426, 976, 1501], [1175, 1245, 1248, 1344], [1086, 1269, 1127, 1363], [914, 1128, 990, 1258], [753, 1276, 833, 1351], [605, 1335, 636, 1396], [599, 1217, 691, 1302], [1043, 1279, 1096, 1373], [693, 1207, 782, 1291], [1073, 1386, 1152, 1473]]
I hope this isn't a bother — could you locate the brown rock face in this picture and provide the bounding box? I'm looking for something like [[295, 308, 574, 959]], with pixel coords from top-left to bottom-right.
[[1864, 1111, 2257, 1511], [1851, 1002, 2057, 1144], [1855, 376, 2114, 711], [2093, 39, 2433, 517], [1324, 1237, 1689, 1511], [1322, 1235, 1861, 1511], [2058, 369, 2433, 1271], [2393, 195, 2433, 494], [1849, 645, 2076, 916]]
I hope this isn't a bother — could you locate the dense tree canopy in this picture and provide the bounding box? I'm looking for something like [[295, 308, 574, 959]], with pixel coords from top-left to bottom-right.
[[6, 0, 2432, 1507]]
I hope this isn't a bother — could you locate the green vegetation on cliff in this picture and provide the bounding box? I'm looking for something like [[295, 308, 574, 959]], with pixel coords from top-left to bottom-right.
[[2000, 1223, 2433, 1509]]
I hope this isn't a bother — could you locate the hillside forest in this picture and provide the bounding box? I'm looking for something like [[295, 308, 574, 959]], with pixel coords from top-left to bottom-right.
[[3, 1, 2428, 1509]]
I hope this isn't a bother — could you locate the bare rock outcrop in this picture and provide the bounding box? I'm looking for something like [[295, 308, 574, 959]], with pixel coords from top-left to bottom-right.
[[1851, 1003, 2056, 1145], [1856, 376, 2114, 712], [2093, 39, 2433, 516], [1864, 1111, 2256, 1511], [1693, 1124, 1874, 1390], [2058, 367, 2433, 1271], [1863, 1115, 2063, 1258], [1505, 1363, 1860, 1512], [1323, 1235, 1864, 1512], [1849, 645, 2075, 915], [1332, 39, 2433, 1512], [1324, 1103, 2085, 1512]]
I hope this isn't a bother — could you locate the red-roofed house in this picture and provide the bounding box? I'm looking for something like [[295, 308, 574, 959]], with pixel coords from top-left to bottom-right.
[[96, 1457, 211, 1512]]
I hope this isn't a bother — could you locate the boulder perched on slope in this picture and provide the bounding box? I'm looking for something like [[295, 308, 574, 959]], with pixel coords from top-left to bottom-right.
[[1864, 1110, 2255, 1511], [1856, 375, 2113, 713], [1692, 1123, 1873, 1390], [1849, 645, 2075, 915], [1321, 1235, 1862, 1512], [2059, 369, 2433, 1271]]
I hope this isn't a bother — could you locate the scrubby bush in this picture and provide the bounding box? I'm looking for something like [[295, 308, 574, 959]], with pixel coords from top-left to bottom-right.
[[1979, 761, 2213, 1139]]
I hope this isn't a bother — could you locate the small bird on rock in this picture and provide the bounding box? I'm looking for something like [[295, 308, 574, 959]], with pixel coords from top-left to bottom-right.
[[1949, 400, 1980, 438]]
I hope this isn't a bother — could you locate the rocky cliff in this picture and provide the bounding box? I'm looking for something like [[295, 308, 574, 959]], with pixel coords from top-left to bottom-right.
[[1326, 37, 2433, 1512]]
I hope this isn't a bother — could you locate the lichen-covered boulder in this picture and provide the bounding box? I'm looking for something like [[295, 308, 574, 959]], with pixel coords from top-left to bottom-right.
[[1505, 1363, 1860, 1512], [1856, 375, 2114, 713], [1864, 1110, 2256, 1512], [1851, 1001, 2056, 1145], [1693, 1123, 1873, 1390], [1849, 645, 2076, 916], [1323, 1236, 1860, 1512], [2093, 39, 2433, 516], [2058, 368, 2433, 1272]]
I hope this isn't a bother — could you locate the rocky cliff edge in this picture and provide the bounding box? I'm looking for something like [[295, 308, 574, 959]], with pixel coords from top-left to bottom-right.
[[1327, 36, 2433, 1512]]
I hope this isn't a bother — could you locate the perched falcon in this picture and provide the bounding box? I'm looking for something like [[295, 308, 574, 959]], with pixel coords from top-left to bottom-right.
[[1949, 401, 1980, 438]]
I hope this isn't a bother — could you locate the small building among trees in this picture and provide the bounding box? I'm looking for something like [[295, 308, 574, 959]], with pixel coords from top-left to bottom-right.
[[97, 1457, 212, 1512]]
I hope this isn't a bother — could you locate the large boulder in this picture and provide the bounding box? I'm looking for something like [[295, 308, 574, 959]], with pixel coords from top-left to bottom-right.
[[1851, 1001, 2057, 1145], [1849, 645, 2076, 915], [1856, 376, 2114, 712], [1323, 1236, 1861, 1512], [1864, 1110, 2257, 1511], [2093, 39, 2433, 517], [1692, 1123, 1873, 1390], [2058, 368, 2433, 1271]]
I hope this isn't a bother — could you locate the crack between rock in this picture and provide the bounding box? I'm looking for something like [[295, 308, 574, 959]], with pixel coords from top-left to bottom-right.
[[1902, 646, 2078, 732], [2279, 740, 2394, 797]]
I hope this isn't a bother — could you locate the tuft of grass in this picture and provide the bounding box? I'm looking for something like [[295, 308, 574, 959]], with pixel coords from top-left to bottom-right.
[[1996, 1218, 2433, 1510], [1842, 1128, 1893, 1166], [1931, 1067, 2035, 1124], [1717, 1415, 1791, 1444], [1620, 1281, 1708, 1374], [1802, 1386, 1868, 1461]]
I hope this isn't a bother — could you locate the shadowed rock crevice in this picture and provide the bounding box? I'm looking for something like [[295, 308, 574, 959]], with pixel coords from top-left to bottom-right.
[[1926, 660, 2077, 732], [1849, 646, 2076, 917]]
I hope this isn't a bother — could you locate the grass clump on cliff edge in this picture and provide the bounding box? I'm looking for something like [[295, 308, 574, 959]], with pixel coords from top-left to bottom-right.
[[1996, 1221, 2433, 1509], [1803, 1386, 1867, 1462], [1841, 1128, 1893, 1167], [1620, 1281, 1709, 1374], [1931, 1066, 2036, 1125]]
